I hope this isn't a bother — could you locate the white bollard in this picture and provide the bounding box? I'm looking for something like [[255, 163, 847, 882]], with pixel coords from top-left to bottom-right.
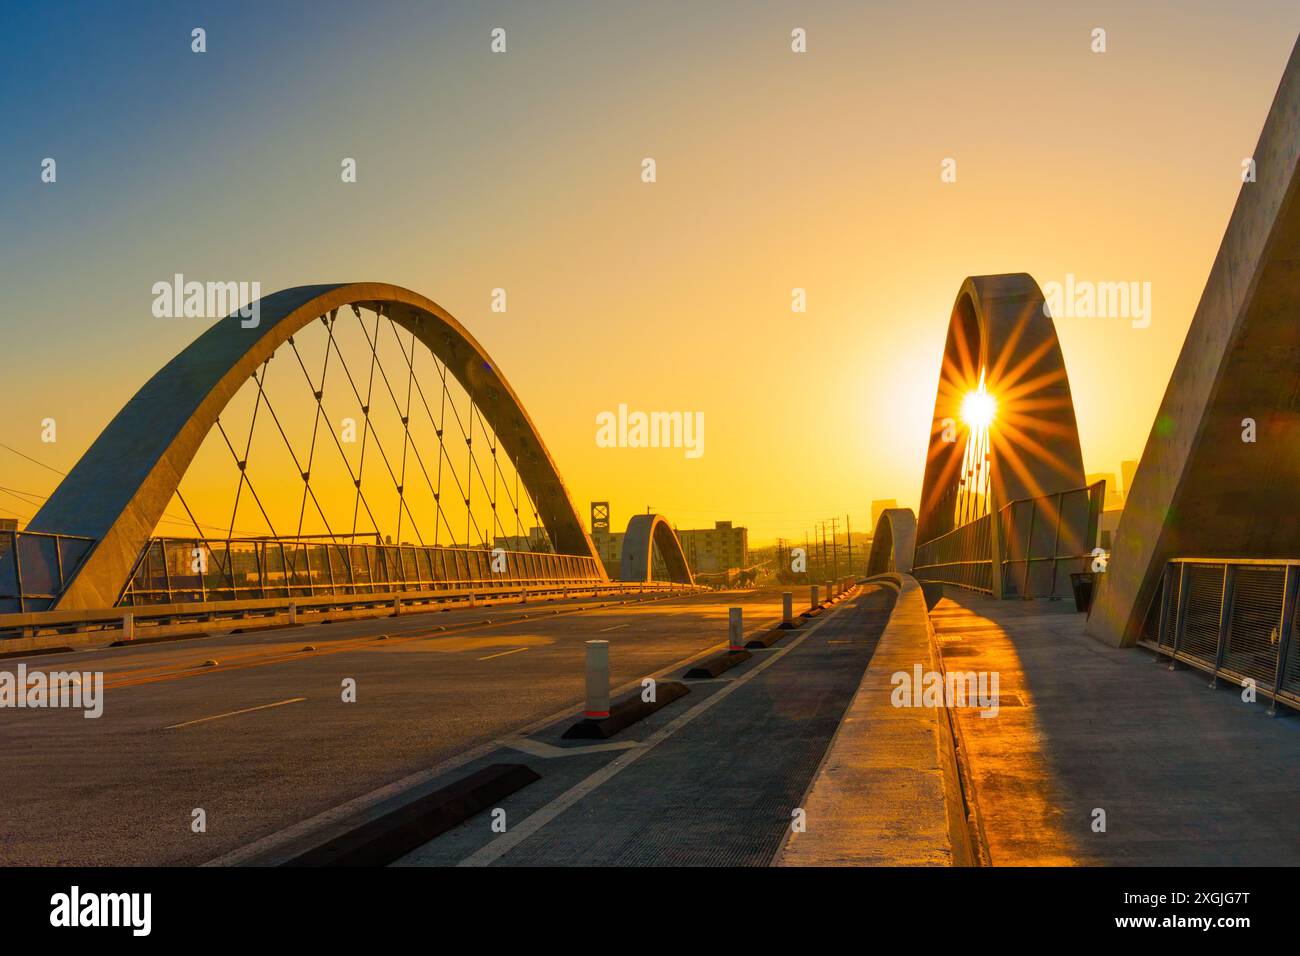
[[782, 592, 793, 625], [121, 611, 134, 642], [393, 595, 402, 616], [811, 585, 820, 608], [729, 607, 744, 651], [468, 591, 476, 608], [287, 602, 297, 626], [584, 640, 610, 719], [826, 580, 833, 602]]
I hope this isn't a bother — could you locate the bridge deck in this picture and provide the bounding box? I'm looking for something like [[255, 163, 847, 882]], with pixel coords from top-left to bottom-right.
[[933, 591, 1300, 865]]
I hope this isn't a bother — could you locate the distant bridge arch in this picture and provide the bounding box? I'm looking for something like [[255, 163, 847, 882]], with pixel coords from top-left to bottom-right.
[[867, 508, 916, 576], [619, 514, 694, 585], [29, 283, 602, 610]]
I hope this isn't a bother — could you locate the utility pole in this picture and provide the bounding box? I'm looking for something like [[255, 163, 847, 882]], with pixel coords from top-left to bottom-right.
[[829, 517, 840, 577], [819, 522, 827, 577], [846, 514, 853, 577]]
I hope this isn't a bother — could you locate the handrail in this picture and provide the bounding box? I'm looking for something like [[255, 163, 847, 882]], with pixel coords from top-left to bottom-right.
[[1140, 557, 1300, 714], [0, 578, 705, 639], [912, 480, 1104, 598]]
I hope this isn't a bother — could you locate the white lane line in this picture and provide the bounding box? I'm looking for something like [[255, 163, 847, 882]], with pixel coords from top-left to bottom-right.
[[598, 624, 629, 632], [456, 600, 848, 867], [478, 647, 530, 662], [164, 697, 306, 730]]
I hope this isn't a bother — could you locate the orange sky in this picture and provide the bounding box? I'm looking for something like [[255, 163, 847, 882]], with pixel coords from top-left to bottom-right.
[[2, 3, 1298, 545]]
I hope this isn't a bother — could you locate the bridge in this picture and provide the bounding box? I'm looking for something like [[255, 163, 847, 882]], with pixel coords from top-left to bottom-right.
[[3, 39, 1300, 871], [1, 283, 698, 641]]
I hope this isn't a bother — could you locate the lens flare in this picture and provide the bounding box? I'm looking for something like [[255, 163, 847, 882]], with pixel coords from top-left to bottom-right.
[[960, 378, 996, 429]]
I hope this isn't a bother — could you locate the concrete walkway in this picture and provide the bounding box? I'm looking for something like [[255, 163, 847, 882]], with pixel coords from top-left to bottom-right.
[[935, 590, 1300, 865]]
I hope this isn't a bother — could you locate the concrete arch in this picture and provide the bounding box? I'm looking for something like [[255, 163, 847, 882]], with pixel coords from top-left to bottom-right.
[[867, 508, 916, 576], [917, 274, 1086, 545], [619, 514, 694, 584], [29, 283, 602, 610], [1089, 39, 1300, 647]]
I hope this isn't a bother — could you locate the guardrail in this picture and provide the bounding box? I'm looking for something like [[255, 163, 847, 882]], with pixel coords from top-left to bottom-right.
[[912, 481, 1104, 599], [910, 512, 993, 592], [0, 578, 705, 641], [0, 530, 97, 614], [1139, 557, 1300, 714], [120, 536, 605, 606]]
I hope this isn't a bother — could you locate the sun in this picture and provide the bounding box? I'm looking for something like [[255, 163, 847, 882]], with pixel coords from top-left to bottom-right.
[[960, 377, 996, 429]]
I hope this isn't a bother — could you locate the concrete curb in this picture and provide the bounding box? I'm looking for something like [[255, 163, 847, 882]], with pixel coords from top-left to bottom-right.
[[744, 625, 791, 649], [561, 681, 690, 739], [684, 648, 752, 679], [273, 763, 540, 867], [773, 574, 980, 867]]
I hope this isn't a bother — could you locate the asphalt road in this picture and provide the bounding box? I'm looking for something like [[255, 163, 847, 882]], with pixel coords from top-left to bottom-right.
[[0, 587, 807, 865]]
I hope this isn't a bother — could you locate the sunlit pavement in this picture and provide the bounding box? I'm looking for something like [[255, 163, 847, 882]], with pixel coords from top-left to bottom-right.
[[934, 591, 1300, 865]]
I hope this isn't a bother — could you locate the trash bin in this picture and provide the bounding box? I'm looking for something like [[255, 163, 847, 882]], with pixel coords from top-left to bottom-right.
[[1070, 572, 1094, 613]]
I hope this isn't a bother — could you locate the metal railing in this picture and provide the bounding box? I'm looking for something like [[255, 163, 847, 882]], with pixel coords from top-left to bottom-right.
[[912, 480, 1104, 598], [911, 512, 993, 592], [119, 536, 605, 606], [0, 578, 702, 641], [0, 530, 97, 614], [999, 481, 1104, 599], [1139, 557, 1300, 713]]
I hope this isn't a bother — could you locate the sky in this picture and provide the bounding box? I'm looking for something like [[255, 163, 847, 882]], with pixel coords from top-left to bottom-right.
[[2, 1, 1298, 546]]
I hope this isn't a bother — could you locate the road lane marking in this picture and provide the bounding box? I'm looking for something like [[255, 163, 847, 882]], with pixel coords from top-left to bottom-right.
[[598, 624, 629, 632], [477, 647, 530, 661], [164, 697, 307, 730], [456, 593, 860, 867]]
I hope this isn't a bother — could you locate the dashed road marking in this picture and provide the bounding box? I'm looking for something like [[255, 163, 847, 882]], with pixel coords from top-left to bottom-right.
[[478, 647, 530, 661], [164, 697, 307, 730]]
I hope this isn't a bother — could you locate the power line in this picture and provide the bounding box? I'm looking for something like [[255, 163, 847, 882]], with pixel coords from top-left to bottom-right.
[[0, 441, 66, 475], [0, 448, 259, 537]]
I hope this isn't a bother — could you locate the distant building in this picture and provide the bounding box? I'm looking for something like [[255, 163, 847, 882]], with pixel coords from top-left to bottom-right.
[[871, 499, 898, 530], [1121, 459, 1139, 498], [0, 518, 17, 534], [1088, 468, 1133, 549], [678, 520, 749, 574], [1086, 472, 1124, 511], [493, 527, 552, 553]]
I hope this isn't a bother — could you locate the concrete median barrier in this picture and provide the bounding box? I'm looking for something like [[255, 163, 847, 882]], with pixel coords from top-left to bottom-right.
[[775, 573, 979, 867], [277, 763, 541, 867], [561, 681, 691, 739]]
